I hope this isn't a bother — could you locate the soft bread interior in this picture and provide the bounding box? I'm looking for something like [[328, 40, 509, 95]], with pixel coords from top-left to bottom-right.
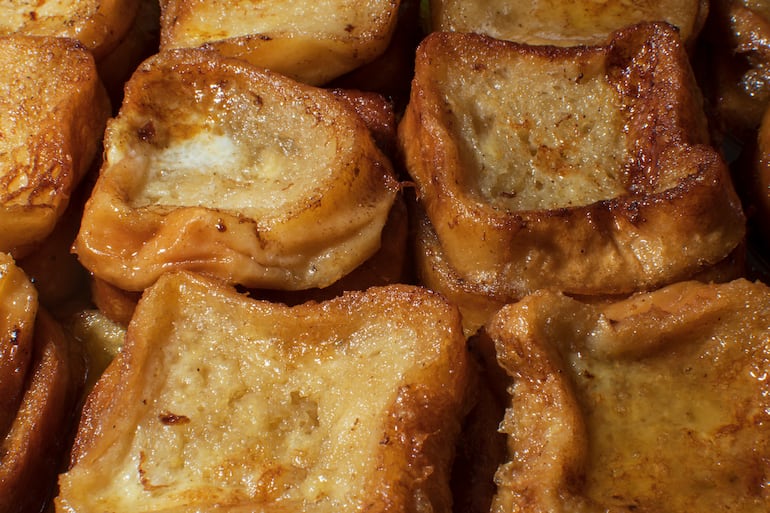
[[441, 50, 629, 210]]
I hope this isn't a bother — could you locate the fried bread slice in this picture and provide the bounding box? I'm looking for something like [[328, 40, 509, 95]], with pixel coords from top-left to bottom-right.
[[483, 278, 770, 512], [56, 272, 469, 512], [0, 0, 139, 59], [0, 254, 85, 513], [74, 48, 399, 293], [159, 0, 401, 86], [427, 0, 707, 47], [0, 35, 110, 259], [399, 24, 745, 298]]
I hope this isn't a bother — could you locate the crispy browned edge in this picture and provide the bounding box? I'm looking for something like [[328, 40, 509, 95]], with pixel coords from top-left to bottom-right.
[[0, 35, 111, 260], [0, 308, 85, 513], [157, 0, 401, 86]]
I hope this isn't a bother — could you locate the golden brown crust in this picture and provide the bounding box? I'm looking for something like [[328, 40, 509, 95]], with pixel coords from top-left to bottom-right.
[[0, 0, 139, 59], [257, 193, 410, 305], [58, 272, 469, 512], [0, 253, 38, 439], [159, 0, 401, 86], [399, 24, 745, 298], [413, 199, 748, 336], [411, 206, 510, 337], [74, 48, 399, 293], [485, 279, 770, 512], [0, 290, 85, 513], [0, 36, 110, 259], [429, 0, 708, 47]]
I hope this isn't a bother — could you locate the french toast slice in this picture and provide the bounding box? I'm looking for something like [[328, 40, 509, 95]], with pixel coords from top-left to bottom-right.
[[0, 253, 85, 513], [399, 23, 746, 298], [0, 35, 110, 259], [482, 278, 770, 512], [56, 272, 470, 512], [0, 0, 139, 59], [159, 0, 401, 86], [427, 0, 707, 47], [74, 48, 399, 293]]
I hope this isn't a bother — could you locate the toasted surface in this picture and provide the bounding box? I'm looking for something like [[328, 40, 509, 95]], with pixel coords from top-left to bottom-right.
[[74, 48, 398, 293], [0, 258, 84, 513], [429, 0, 707, 46], [399, 24, 745, 297], [159, 0, 400, 85], [0, 0, 139, 59], [0, 35, 110, 258], [484, 279, 770, 512], [57, 272, 469, 512]]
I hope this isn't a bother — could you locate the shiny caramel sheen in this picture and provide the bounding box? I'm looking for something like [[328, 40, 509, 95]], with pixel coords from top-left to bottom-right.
[[0, 253, 84, 513], [0, 35, 110, 258]]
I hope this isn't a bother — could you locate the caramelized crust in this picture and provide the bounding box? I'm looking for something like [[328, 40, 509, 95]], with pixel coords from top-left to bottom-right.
[[74, 48, 399, 293], [0, 252, 38, 439], [429, 0, 708, 47], [0, 36, 110, 258], [399, 24, 745, 298], [57, 272, 469, 512], [414, 204, 748, 336], [159, 0, 401, 85], [0, 258, 85, 513], [0, 0, 139, 59], [485, 279, 770, 512], [411, 207, 509, 337]]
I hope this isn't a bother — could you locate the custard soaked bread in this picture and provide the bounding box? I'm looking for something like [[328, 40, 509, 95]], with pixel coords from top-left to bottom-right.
[[74, 48, 399, 294], [427, 0, 707, 47], [0, 35, 110, 259], [482, 278, 770, 512], [56, 272, 470, 512], [159, 0, 401, 85], [400, 23, 745, 302]]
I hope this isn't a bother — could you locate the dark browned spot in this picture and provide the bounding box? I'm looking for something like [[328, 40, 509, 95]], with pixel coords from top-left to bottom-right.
[[159, 411, 190, 425], [137, 121, 156, 142]]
